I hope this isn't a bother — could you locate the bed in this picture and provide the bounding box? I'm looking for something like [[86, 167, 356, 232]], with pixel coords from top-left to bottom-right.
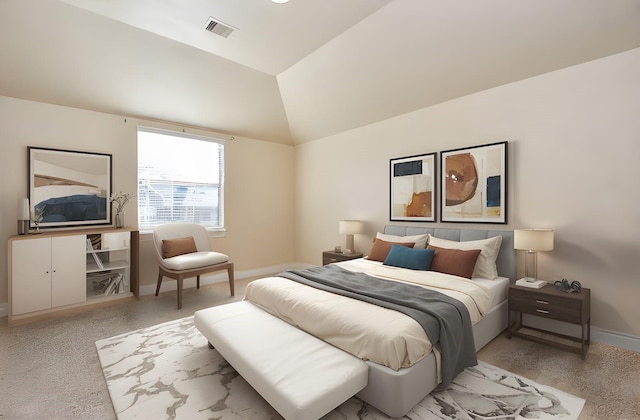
[[197, 226, 515, 418], [240, 225, 516, 417]]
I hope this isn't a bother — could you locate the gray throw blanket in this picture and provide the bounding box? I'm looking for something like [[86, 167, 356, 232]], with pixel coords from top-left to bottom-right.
[[279, 264, 477, 390]]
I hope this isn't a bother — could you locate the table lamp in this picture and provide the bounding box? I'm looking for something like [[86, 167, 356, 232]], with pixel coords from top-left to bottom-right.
[[339, 220, 363, 253], [514, 229, 554, 288]]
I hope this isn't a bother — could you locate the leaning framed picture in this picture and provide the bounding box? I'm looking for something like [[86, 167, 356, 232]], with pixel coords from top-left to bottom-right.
[[28, 146, 112, 229], [440, 141, 507, 223], [390, 152, 437, 222]]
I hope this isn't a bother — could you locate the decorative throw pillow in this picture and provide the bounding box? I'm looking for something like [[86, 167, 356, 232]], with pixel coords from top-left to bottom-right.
[[375, 232, 429, 249], [383, 245, 435, 271], [428, 245, 481, 279], [162, 236, 198, 258], [427, 234, 502, 279], [367, 239, 415, 262]]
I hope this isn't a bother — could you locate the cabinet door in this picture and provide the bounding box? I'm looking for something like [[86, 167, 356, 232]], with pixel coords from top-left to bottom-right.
[[12, 238, 53, 315], [51, 235, 87, 307]]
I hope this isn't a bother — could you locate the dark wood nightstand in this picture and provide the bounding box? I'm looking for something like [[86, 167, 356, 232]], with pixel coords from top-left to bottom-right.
[[508, 283, 591, 359], [322, 250, 363, 265]]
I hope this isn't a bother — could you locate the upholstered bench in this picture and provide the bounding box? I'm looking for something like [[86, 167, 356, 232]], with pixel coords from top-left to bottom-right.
[[194, 301, 368, 420]]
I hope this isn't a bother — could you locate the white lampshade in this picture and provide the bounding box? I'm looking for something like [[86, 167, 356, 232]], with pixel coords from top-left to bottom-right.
[[18, 198, 30, 220], [339, 220, 363, 253], [514, 229, 554, 251], [339, 220, 363, 235]]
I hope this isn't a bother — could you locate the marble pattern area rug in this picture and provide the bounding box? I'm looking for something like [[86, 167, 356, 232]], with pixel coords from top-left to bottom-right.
[[96, 316, 585, 420]]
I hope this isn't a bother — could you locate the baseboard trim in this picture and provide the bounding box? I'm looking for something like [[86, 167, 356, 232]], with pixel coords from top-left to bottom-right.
[[590, 327, 640, 353]]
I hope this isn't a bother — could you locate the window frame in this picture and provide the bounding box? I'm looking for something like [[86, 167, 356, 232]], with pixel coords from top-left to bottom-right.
[[136, 126, 225, 234]]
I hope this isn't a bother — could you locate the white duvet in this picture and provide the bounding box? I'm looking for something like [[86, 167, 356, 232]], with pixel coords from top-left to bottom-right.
[[244, 259, 491, 371]]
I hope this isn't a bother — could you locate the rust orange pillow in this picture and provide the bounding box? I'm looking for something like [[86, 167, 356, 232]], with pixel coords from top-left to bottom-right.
[[162, 236, 197, 258], [367, 239, 415, 262], [428, 245, 481, 279]]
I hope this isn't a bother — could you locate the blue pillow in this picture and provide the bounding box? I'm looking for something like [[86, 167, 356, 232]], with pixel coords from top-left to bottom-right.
[[383, 244, 435, 271]]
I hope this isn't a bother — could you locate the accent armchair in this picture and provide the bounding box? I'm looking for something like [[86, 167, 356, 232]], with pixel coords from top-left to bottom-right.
[[153, 223, 234, 309]]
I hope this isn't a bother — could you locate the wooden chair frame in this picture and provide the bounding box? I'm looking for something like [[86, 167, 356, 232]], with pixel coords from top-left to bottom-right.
[[155, 261, 234, 309]]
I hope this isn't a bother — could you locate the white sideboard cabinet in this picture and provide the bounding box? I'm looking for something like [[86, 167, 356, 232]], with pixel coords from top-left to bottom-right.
[[12, 235, 86, 315], [8, 227, 139, 326]]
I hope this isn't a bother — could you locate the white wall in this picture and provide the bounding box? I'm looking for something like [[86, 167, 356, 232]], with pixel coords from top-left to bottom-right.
[[0, 96, 296, 306], [295, 48, 640, 340]]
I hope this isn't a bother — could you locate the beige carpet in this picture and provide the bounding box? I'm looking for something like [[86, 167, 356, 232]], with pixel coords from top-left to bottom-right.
[[2, 278, 639, 419], [96, 315, 585, 419]]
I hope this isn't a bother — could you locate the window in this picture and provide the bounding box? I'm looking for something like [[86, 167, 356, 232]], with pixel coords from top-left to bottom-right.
[[137, 127, 224, 232]]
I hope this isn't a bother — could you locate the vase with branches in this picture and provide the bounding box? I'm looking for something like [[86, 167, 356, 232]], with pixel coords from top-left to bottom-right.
[[32, 206, 44, 233], [110, 192, 135, 228]]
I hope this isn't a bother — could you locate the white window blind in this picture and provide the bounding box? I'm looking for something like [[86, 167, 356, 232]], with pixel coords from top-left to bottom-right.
[[137, 127, 224, 232]]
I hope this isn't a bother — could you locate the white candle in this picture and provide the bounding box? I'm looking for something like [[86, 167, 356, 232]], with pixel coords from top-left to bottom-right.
[[18, 198, 30, 220]]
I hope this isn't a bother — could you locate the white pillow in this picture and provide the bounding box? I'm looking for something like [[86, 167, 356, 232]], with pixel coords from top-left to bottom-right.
[[427, 234, 503, 279], [376, 232, 429, 249]]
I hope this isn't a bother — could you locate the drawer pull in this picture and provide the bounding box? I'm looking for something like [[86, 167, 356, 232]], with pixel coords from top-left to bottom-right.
[[536, 309, 550, 314], [536, 300, 549, 305]]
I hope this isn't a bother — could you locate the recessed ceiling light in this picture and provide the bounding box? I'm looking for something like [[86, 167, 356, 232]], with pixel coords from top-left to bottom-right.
[[272, 0, 290, 3]]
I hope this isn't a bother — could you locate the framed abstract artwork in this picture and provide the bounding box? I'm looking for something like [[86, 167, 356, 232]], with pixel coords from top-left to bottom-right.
[[440, 141, 507, 223], [28, 146, 112, 229], [390, 152, 437, 222]]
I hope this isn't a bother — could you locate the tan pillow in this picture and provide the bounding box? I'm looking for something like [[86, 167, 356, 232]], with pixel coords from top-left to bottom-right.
[[428, 245, 481, 279], [367, 239, 415, 262], [162, 236, 197, 258]]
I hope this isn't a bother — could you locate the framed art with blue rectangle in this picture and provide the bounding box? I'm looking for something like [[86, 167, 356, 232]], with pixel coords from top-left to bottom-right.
[[390, 152, 437, 222], [440, 141, 507, 223], [28, 146, 112, 229]]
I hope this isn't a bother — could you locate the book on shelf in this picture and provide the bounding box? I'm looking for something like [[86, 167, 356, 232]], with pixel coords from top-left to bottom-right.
[[86, 238, 104, 269], [120, 273, 129, 291], [104, 275, 119, 295], [89, 272, 126, 296], [87, 234, 101, 250], [116, 274, 127, 294]]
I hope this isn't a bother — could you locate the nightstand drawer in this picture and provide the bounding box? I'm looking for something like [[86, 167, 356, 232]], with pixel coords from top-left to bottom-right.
[[322, 251, 363, 265], [510, 288, 581, 323], [323, 255, 342, 265]]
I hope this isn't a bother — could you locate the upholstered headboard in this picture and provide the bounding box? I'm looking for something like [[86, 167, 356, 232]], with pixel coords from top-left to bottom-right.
[[383, 225, 516, 280]]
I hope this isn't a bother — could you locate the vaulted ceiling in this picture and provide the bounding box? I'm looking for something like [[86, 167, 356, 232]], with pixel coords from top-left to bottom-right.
[[2, 0, 640, 145]]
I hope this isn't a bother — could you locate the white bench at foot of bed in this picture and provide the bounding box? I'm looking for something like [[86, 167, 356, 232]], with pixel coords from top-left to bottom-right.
[[194, 301, 368, 420]]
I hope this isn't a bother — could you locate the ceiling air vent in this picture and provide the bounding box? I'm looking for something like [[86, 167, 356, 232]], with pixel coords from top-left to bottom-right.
[[203, 17, 236, 38]]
